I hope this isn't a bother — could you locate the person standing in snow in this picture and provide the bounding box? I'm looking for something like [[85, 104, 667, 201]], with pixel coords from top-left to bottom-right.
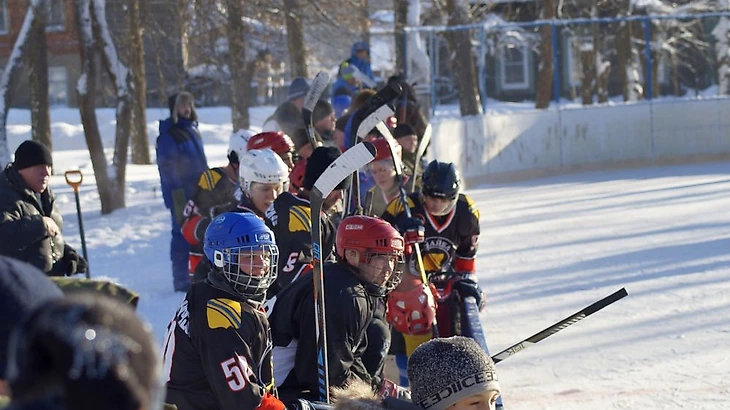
[[156, 91, 209, 292], [262, 77, 310, 139], [0, 141, 87, 277]]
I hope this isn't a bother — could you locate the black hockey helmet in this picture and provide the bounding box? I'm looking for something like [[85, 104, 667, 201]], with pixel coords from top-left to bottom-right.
[[421, 160, 460, 200]]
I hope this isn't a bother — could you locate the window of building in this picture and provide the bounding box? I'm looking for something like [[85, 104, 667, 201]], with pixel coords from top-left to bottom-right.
[[500, 41, 529, 90], [48, 66, 68, 105], [47, 0, 65, 31], [0, 0, 8, 34]]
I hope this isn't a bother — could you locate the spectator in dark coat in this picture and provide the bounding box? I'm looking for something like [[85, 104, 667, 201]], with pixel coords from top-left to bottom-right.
[[156, 91, 209, 292], [0, 141, 87, 277], [262, 77, 310, 138]]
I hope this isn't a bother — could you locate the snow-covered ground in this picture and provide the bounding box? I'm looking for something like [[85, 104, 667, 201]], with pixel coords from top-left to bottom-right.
[[7, 106, 729, 409]]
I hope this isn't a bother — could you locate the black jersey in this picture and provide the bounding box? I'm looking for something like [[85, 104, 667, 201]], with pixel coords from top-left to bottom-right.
[[268, 262, 377, 401], [163, 275, 280, 410], [382, 193, 480, 275], [264, 192, 336, 297]]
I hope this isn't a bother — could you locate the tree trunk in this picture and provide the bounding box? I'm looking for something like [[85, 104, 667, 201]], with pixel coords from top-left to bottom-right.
[[444, 0, 481, 116], [226, 0, 249, 130], [283, 0, 307, 78], [0, 2, 41, 168], [394, 0, 407, 73], [28, 1, 52, 150], [129, 0, 151, 164], [616, 0, 642, 101], [535, 0, 556, 109], [579, 1, 597, 106], [360, 0, 370, 47]]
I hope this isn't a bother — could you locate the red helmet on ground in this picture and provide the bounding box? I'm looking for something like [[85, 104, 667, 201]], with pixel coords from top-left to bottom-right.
[[247, 132, 295, 156], [386, 282, 438, 335], [370, 138, 402, 163]]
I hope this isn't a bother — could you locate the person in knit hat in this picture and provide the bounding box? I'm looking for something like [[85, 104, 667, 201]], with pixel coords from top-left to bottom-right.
[[0, 141, 88, 277], [156, 91, 209, 292], [0, 256, 64, 405], [312, 100, 336, 144], [4, 292, 163, 410], [262, 77, 310, 138], [408, 337, 501, 410]]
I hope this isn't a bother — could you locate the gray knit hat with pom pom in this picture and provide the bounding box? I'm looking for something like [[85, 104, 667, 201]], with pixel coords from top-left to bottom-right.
[[408, 336, 500, 410]]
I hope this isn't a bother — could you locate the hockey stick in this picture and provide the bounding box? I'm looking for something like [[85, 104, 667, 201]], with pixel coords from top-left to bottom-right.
[[491, 287, 629, 364], [310, 141, 377, 403], [409, 123, 432, 193], [302, 71, 330, 149]]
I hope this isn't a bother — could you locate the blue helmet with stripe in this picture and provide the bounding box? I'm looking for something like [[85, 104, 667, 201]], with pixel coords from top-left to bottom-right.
[[204, 212, 279, 298]]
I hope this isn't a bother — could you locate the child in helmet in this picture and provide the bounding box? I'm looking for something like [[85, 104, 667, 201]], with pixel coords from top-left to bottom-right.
[[268, 215, 405, 402], [366, 138, 406, 217], [164, 212, 285, 410], [381, 160, 484, 386]]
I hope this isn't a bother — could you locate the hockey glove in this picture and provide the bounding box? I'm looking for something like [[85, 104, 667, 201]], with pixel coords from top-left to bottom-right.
[[396, 217, 425, 247], [451, 272, 486, 312], [378, 378, 412, 401]]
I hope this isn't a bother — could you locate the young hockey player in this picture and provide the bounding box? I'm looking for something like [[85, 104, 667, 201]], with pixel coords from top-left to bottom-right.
[[264, 146, 348, 297], [382, 160, 485, 386], [366, 138, 405, 217], [408, 337, 501, 410], [164, 212, 285, 410], [182, 132, 248, 276], [247, 131, 296, 172], [191, 148, 289, 283], [268, 215, 405, 402]]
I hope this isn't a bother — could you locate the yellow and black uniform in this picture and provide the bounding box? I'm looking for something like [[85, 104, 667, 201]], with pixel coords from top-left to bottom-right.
[[382, 193, 480, 277], [181, 167, 240, 275], [264, 192, 336, 297], [163, 271, 283, 410]]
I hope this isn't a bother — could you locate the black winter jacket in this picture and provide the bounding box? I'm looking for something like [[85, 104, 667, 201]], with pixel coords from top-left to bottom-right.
[[0, 164, 66, 274]]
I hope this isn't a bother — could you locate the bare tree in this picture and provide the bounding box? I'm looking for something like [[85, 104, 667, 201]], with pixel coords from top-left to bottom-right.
[[394, 0, 408, 73], [28, 0, 51, 149], [129, 0, 151, 164], [283, 0, 307, 78], [535, 0, 556, 109], [75, 0, 133, 214], [444, 0, 481, 115], [226, 0, 251, 129], [0, 0, 44, 167]]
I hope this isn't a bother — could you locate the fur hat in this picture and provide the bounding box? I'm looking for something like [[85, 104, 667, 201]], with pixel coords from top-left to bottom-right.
[[0, 256, 64, 379], [13, 140, 54, 170], [168, 91, 197, 124], [408, 336, 500, 410], [6, 293, 163, 410]]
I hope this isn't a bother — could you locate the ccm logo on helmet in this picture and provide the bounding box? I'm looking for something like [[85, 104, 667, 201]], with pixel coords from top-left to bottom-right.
[[345, 224, 364, 230]]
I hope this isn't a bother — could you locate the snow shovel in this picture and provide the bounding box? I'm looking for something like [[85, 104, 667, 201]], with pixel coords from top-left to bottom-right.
[[64, 170, 90, 278]]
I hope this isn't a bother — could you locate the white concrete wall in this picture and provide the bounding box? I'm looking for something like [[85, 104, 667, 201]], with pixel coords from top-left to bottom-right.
[[430, 99, 730, 184]]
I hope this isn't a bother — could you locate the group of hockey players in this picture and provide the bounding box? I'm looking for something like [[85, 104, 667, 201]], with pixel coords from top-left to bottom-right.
[[160, 68, 498, 410]]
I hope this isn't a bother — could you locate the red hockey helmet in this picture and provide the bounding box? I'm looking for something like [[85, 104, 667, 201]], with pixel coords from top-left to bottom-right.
[[386, 282, 438, 335], [288, 159, 306, 193], [370, 138, 402, 163], [247, 132, 295, 156]]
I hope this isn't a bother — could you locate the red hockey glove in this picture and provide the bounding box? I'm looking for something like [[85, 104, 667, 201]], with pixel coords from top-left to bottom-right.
[[378, 378, 411, 401]]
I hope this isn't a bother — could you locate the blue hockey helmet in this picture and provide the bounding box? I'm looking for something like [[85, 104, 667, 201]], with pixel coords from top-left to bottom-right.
[[332, 94, 352, 117], [203, 212, 279, 298]]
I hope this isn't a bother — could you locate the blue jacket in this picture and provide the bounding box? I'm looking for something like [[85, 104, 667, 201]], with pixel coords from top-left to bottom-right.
[[347, 54, 375, 83], [331, 77, 359, 98], [156, 117, 209, 211]]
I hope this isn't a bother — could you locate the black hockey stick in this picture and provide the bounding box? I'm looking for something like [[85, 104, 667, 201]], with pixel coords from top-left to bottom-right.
[[462, 296, 504, 409], [310, 141, 377, 403], [491, 287, 629, 364], [302, 71, 330, 149], [409, 123, 432, 193]]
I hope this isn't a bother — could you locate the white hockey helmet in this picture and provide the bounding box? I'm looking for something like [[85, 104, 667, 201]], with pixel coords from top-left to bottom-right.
[[240, 149, 290, 194], [228, 129, 254, 164]]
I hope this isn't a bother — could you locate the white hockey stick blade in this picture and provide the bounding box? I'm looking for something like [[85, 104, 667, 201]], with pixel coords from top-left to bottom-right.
[[357, 105, 394, 141], [417, 123, 432, 161], [304, 71, 330, 112], [313, 142, 377, 198]]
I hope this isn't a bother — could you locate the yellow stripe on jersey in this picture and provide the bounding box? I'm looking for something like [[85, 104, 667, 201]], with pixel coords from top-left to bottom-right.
[[288, 205, 312, 233], [385, 196, 415, 217], [198, 169, 222, 191], [206, 298, 242, 329], [464, 194, 479, 220]]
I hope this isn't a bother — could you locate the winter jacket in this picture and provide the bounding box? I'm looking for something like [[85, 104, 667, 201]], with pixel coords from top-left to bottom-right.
[[331, 77, 359, 98], [262, 101, 304, 139], [156, 116, 208, 223], [347, 54, 375, 83], [0, 164, 66, 274]]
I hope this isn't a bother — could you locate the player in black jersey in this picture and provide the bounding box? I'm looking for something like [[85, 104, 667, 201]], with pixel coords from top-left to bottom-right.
[[382, 160, 485, 386], [268, 215, 405, 401], [264, 146, 348, 298], [164, 212, 286, 410]]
